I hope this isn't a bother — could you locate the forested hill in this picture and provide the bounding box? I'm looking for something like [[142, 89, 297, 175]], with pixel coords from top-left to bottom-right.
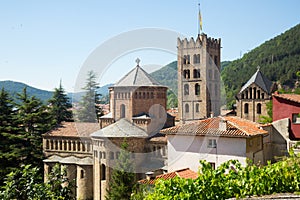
[[0, 80, 53, 102], [221, 23, 300, 107], [150, 61, 177, 94]]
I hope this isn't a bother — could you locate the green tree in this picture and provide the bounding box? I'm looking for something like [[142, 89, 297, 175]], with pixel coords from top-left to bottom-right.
[[106, 139, 136, 200], [49, 81, 73, 126], [0, 164, 74, 200], [77, 71, 102, 122], [44, 164, 74, 199], [15, 87, 52, 167], [0, 88, 23, 184]]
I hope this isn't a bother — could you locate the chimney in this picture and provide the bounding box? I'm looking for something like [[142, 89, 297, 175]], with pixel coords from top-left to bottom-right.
[[145, 172, 154, 181], [219, 118, 227, 131], [210, 112, 214, 118]]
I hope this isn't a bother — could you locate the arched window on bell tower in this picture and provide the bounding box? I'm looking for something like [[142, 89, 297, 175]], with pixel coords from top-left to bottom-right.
[[184, 84, 189, 95], [185, 104, 189, 113], [244, 103, 249, 114], [195, 83, 200, 95]]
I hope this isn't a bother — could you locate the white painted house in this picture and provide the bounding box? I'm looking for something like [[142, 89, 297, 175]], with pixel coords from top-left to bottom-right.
[[161, 116, 267, 172]]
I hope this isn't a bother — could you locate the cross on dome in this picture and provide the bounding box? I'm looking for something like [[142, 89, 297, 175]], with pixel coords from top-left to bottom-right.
[[135, 58, 141, 66]]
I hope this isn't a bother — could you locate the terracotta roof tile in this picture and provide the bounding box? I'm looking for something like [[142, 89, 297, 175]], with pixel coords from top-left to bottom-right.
[[160, 116, 267, 137], [138, 168, 198, 185], [45, 122, 100, 137], [273, 93, 300, 104]]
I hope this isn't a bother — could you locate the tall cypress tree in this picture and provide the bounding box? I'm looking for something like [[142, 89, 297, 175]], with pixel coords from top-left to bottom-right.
[[77, 70, 102, 122], [15, 87, 52, 167], [106, 139, 136, 200], [48, 81, 73, 126]]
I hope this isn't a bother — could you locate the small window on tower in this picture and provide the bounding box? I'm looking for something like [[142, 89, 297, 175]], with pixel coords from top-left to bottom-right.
[[193, 69, 200, 78], [195, 84, 200, 95], [187, 55, 190, 64], [184, 84, 189, 95], [185, 104, 189, 113], [214, 55, 218, 66], [196, 103, 200, 113]]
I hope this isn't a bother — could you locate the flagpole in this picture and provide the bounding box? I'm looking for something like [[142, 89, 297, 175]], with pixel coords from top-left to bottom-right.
[[198, 2, 202, 36]]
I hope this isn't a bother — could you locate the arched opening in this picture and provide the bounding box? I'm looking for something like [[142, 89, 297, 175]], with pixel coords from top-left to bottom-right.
[[120, 104, 125, 118], [195, 83, 200, 95], [193, 54, 197, 64], [195, 103, 200, 113], [183, 55, 187, 64], [80, 169, 85, 179], [244, 103, 249, 114], [46, 140, 49, 149], [101, 164, 106, 180], [183, 70, 190, 79], [257, 90, 261, 99], [214, 55, 218, 66], [187, 55, 190, 64], [185, 104, 189, 113], [193, 69, 200, 78], [184, 84, 189, 95], [257, 103, 262, 114]]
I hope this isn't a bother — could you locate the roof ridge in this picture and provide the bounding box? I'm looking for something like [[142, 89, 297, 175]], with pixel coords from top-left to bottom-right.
[[224, 118, 249, 136], [133, 65, 139, 85]]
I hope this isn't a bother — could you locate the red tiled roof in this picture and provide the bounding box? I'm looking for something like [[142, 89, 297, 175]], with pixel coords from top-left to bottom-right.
[[44, 122, 100, 137], [273, 93, 300, 104], [160, 116, 267, 137], [138, 168, 198, 185]]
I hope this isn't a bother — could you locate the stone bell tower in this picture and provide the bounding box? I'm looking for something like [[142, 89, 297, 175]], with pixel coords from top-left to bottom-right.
[[177, 33, 221, 122]]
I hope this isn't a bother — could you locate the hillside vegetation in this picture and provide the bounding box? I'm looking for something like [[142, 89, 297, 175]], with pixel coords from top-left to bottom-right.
[[0, 80, 53, 102], [221, 23, 300, 107]]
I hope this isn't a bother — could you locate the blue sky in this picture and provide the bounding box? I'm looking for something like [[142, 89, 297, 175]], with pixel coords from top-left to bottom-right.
[[0, 0, 299, 92]]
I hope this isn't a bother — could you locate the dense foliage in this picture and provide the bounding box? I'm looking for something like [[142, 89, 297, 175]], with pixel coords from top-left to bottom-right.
[[0, 164, 74, 200], [77, 70, 102, 122], [0, 84, 72, 185], [106, 139, 136, 200], [221, 23, 300, 107], [144, 154, 300, 199], [0, 87, 52, 183]]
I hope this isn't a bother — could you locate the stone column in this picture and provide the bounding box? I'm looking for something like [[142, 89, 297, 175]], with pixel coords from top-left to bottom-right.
[[44, 163, 50, 182]]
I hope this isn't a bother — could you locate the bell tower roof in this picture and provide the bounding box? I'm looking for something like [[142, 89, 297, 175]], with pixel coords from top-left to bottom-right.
[[239, 67, 273, 95]]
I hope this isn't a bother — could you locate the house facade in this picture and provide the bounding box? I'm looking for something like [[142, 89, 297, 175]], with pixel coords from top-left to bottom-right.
[[272, 92, 300, 139], [161, 116, 267, 172]]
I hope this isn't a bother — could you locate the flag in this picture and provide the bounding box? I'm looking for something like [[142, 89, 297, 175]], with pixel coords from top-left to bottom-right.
[[199, 7, 202, 32]]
